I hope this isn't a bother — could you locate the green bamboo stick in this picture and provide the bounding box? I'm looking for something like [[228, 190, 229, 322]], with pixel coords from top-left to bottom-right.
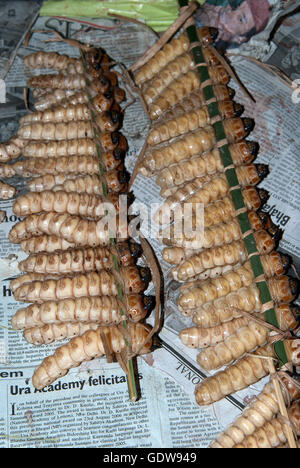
[[177, 0, 288, 366], [80, 51, 138, 401]]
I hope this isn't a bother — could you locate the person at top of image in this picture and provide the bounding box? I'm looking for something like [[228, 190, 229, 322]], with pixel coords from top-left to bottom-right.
[[196, 0, 271, 49]]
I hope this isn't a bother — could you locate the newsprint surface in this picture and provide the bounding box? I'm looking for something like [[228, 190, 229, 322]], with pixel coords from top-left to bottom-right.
[[0, 10, 299, 448]]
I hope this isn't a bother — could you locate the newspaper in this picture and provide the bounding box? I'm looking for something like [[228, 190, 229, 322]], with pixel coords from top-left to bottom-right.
[[0, 0, 41, 81], [0, 10, 299, 448]]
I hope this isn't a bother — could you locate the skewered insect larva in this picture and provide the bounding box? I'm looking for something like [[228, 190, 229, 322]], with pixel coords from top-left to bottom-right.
[[144, 62, 229, 107], [172, 229, 275, 282], [156, 85, 235, 125], [18, 241, 141, 274], [180, 317, 249, 349], [0, 181, 16, 199], [53, 171, 127, 195], [17, 121, 94, 141], [32, 322, 153, 390], [28, 68, 119, 91], [8, 212, 129, 247], [233, 400, 300, 448], [134, 27, 218, 85], [191, 273, 297, 326], [20, 103, 122, 133], [140, 118, 253, 176], [210, 374, 300, 448], [191, 187, 267, 228], [155, 140, 258, 188], [28, 73, 87, 90], [24, 322, 101, 345], [149, 73, 234, 121], [10, 272, 64, 293], [185, 274, 297, 321], [0, 136, 27, 162], [179, 251, 290, 294], [195, 286, 298, 371], [20, 235, 75, 254], [22, 138, 97, 158], [27, 172, 127, 195], [12, 294, 155, 330], [178, 253, 290, 311], [181, 302, 298, 351], [11, 155, 105, 178], [24, 51, 82, 71], [156, 164, 268, 225], [33, 82, 124, 112], [21, 136, 127, 168], [20, 103, 94, 125], [13, 266, 151, 303], [195, 344, 276, 405], [161, 209, 269, 253], [147, 100, 244, 146], [13, 190, 120, 219]]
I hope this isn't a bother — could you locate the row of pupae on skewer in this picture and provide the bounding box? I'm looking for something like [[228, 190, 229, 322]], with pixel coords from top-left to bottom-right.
[[133, 26, 300, 448]]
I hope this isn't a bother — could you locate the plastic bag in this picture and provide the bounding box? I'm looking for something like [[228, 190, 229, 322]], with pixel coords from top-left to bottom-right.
[[40, 0, 205, 32]]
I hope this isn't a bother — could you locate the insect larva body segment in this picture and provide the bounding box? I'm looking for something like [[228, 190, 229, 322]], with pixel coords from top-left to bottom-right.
[[172, 230, 275, 282], [20, 104, 92, 125], [0, 182, 16, 199], [147, 100, 243, 146], [17, 121, 94, 141], [156, 85, 235, 125], [161, 210, 264, 253], [159, 139, 258, 196], [10, 272, 64, 293], [179, 317, 249, 349], [12, 294, 154, 331], [194, 344, 275, 406], [178, 259, 279, 312], [134, 27, 218, 86], [210, 376, 300, 448], [28, 73, 86, 90], [20, 235, 75, 254], [16, 155, 123, 177], [140, 118, 252, 176], [12, 156, 100, 178], [144, 60, 229, 107], [24, 51, 81, 71], [13, 266, 150, 303], [9, 212, 129, 247], [178, 252, 290, 302], [32, 322, 152, 390], [27, 172, 126, 195], [24, 322, 100, 345], [18, 241, 140, 274], [13, 190, 120, 219], [156, 182, 267, 227], [153, 138, 257, 185], [196, 321, 269, 371], [33, 82, 122, 112], [0, 136, 27, 162], [22, 138, 97, 158], [234, 400, 300, 448], [149, 72, 234, 121]]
